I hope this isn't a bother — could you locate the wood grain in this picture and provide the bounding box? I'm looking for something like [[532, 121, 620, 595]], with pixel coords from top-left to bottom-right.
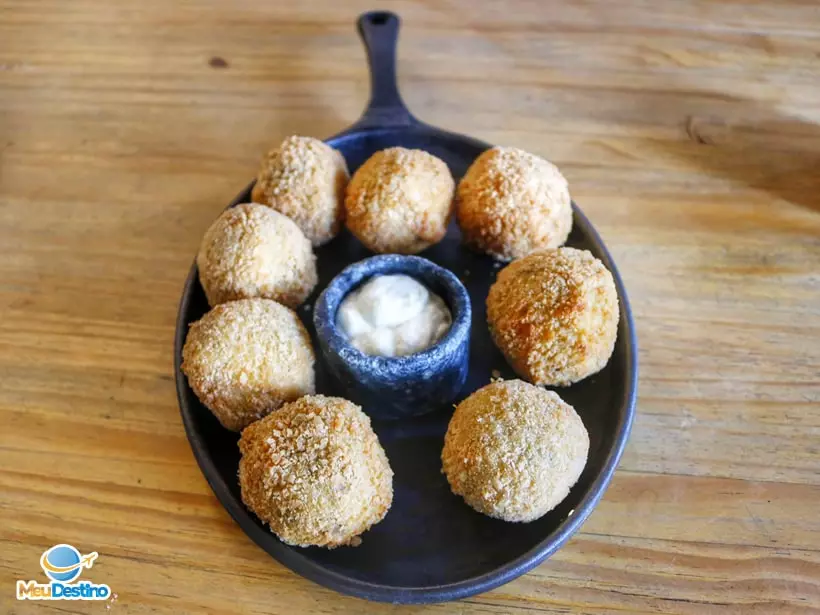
[[1, 0, 819, 613]]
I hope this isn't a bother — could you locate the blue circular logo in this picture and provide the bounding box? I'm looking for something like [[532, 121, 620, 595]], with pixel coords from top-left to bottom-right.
[[42, 544, 82, 583]]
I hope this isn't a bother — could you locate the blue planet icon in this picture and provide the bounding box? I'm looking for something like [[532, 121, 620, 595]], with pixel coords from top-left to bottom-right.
[[41, 545, 83, 583]]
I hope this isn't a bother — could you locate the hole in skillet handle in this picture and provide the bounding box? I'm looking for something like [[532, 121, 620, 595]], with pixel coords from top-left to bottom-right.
[[368, 11, 391, 25]]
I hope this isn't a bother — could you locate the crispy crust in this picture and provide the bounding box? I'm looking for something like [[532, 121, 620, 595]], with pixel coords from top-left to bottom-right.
[[345, 147, 455, 254], [486, 247, 619, 386], [456, 146, 572, 261], [181, 299, 316, 431], [238, 395, 394, 548], [442, 380, 589, 522], [251, 136, 349, 246], [197, 203, 317, 309]]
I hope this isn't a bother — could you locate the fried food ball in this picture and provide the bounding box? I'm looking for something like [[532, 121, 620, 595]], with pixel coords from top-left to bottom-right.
[[251, 135, 349, 246], [181, 299, 315, 431], [345, 147, 455, 254], [196, 203, 317, 309], [239, 395, 393, 548], [487, 247, 619, 386], [442, 380, 589, 522], [456, 146, 572, 261]]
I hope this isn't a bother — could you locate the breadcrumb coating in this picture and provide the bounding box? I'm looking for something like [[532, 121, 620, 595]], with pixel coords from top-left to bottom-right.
[[251, 136, 349, 246], [181, 299, 315, 431], [345, 147, 455, 254], [457, 146, 572, 261], [487, 247, 619, 386], [442, 380, 589, 522], [239, 395, 393, 548], [197, 203, 317, 309]]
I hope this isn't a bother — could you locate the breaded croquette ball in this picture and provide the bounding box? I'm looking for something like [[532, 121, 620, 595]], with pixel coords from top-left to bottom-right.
[[251, 136, 349, 246], [442, 380, 589, 522], [181, 299, 315, 431], [457, 146, 572, 261], [239, 395, 393, 548], [197, 203, 317, 309], [345, 147, 455, 254], [487, 247, 619, 386]]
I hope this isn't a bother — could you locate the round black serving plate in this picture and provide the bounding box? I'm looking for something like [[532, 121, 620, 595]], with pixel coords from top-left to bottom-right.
[[175, 11, 638, 605]]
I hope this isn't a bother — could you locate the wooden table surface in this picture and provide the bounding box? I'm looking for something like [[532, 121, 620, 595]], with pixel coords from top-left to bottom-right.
[[2, 0, 819, 613]]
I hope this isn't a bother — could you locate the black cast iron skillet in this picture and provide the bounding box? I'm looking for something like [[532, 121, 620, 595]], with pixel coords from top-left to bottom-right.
[[175, 10, 638, 604]]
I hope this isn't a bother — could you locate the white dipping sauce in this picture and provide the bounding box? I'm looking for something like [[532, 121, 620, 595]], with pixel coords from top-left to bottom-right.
[[337, 274, 452, 357]]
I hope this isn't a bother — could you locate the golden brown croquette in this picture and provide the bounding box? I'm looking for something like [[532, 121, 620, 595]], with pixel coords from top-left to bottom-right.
[[197, 203, 317, 309], [251, 136, 349, 246], [457, 146, 572, 261], [238, 395, 393, 548], [441, 380, 589, 522], [486, 247, 619, 386], [181, 299, 315, 431], [345, 147, 455, 254]]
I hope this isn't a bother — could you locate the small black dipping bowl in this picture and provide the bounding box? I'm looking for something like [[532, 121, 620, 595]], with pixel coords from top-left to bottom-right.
[[313, 255, 471, 420]]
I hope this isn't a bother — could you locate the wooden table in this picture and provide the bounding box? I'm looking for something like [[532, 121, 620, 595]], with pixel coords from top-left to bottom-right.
[[2, 1, 818, 613]]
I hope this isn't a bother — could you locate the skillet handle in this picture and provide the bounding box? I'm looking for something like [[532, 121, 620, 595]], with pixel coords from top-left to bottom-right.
[[354, 11, 417, 128]]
